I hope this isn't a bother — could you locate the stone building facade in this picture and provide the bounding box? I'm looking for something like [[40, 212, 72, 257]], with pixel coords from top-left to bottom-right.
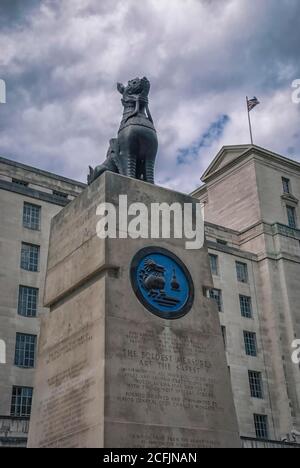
[[0, 156, 85, 447], [192, 144, 300, 444], [0, 144, 300, 447]]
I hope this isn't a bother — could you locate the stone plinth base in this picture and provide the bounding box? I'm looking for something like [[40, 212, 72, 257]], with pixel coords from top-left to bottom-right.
[[28, 172, 240, 448]]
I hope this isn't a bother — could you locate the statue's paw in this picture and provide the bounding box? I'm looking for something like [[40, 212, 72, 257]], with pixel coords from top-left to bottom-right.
[[117, 82, 125, 94]]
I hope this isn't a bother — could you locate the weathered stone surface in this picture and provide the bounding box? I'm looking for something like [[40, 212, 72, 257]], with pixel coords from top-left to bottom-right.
[[28, 172, 240, 448]]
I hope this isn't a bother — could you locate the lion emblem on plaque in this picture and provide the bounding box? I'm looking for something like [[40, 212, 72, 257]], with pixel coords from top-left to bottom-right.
[[130, 248, 194, 320], [139, 259, 181, 308]]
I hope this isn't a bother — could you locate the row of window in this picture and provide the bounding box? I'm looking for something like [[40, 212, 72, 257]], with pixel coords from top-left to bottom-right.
[[221, 327, 257, 357], [210, 255, 249, 283], [20, 206, 41, 317], [21, 205, 41, 273], [10, 204, 39, 418], [11, 205, 39, 420]]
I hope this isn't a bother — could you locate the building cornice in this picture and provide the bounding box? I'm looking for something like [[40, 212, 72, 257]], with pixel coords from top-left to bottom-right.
[[0, 179, 71, 207], [206, 240, 258, 261], [0, 155, 86, 189], [205, 221, 240, 235]]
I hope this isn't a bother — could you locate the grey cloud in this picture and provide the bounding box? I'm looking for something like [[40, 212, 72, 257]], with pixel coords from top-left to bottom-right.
[[0, 0, 300, 192]]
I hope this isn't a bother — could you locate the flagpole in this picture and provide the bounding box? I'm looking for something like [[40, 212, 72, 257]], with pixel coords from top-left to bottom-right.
[[246, 96, 254, 145]]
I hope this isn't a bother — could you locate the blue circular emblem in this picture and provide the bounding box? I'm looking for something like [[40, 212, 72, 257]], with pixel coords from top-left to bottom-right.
[[130, 247, 194, 320]]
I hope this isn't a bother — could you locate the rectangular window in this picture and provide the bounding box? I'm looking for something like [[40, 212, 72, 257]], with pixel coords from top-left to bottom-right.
[[20, 243, 39, 272], [236, 261, 248, 283], [249, 371, 263, 399], [221, 326, 227, 349], [209, 254, 219, 276], [53, 190, 68, 199], [282, 177, 290, 194], [216, 239, 227, 246], [210, 288, 223, 312], [10, 386, 33, 417], [244, 331, 257, 356], [240, 295, 253, 318], [23, 203, 41, 230], [12, 178, 29, 187], [18, 286, 38, 317], [254, 414, 269, 440], [14, 333, 37, 368], [287, 206, 297, 229]]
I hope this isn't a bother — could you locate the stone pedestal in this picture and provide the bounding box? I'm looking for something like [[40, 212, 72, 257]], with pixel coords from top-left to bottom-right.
[[28, 172, 240, 448]]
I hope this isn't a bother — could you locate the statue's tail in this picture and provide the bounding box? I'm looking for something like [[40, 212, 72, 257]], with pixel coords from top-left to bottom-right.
[[87, 166, 94, 185], [146, 104, 153, 123]]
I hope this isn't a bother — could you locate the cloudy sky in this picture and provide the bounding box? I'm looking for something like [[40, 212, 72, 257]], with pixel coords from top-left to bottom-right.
[[0, 0, 300, 192]]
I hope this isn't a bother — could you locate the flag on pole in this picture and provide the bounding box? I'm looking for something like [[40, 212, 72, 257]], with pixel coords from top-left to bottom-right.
[[247, 96, 260, 112], [246, 96, 260, 145]]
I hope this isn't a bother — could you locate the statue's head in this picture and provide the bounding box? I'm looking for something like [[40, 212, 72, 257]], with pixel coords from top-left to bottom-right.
[[127, 77, 144, 95], [117, 76, 150, 97]]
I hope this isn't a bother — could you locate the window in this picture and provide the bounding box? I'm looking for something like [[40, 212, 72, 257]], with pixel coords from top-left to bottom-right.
[[287, 206, 297, 229], [210, 288, 223, 312], [23, 203, 41, 230], [18, 286, 38, 317], [282, 177, 291, 194], [236, 261, 248, 283], [12, 178, 28, 187], [254, 414, 269, 440], [221, 326, 227, 350], [53, 190, 68, 199], [14, 333, 37, 368], [217, 239, 227, 246], [244, 331, 257, 356], [248, 371, 263, 399], [11, 386, 33, 417], [209, 254, 219, 276], [20, 243, 39, 272], [240, 295, 253, 318]]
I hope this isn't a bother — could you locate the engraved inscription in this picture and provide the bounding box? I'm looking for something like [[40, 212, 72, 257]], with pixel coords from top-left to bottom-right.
[[46, 327, 92, 364], [130, 431, 221, 448], [36, 326, 96, 447], [107, 327, 223, 414]]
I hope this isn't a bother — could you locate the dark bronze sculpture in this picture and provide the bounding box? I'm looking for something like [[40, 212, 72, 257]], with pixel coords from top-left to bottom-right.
[[88, 77, 158, 185]]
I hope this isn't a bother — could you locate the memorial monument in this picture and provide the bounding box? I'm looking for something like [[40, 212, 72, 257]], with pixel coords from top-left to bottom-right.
[[87, 76, 158, 184], [28, 77, 241, 448]]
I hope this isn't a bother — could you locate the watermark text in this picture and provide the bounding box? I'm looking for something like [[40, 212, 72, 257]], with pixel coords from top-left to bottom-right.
[[0, 78, 6, 104], [96, 195, 205, 250], [291, 339, 300, 364], [291, 79, 300, 104], [0, 339, 6, 364]]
